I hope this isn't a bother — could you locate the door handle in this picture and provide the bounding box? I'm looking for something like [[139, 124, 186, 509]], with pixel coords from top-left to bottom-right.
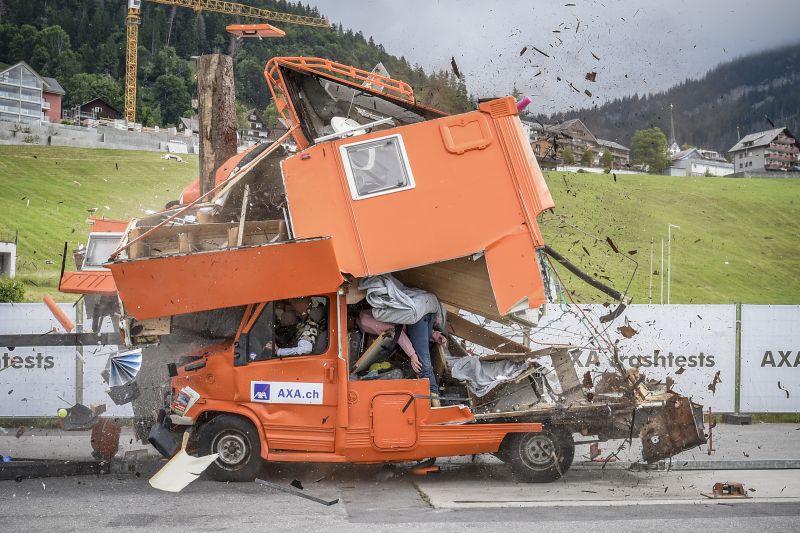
[[325, 365, 335, 383]]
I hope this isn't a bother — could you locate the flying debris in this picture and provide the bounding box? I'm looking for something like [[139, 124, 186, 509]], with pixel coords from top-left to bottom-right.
[[450, 56, 462, 79], [107, 349, 143, 387]]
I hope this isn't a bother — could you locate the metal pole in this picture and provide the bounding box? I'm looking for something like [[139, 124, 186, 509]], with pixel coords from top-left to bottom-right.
[[649, 240, 653, 304], [667, 224, 680, 304], [660, 239, 664, 305], [667, 226, 672, 304], [75, 299, 84, 405]]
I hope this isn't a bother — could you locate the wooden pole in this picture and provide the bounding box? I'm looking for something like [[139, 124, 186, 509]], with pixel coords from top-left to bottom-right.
[[197, 54, 238, 196]]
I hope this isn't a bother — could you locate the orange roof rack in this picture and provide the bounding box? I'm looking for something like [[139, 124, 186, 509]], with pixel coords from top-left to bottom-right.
[[264, 57, 428, 149]]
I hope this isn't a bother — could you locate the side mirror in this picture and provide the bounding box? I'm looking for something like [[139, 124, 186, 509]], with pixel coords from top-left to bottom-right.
[[233, 334, 249, 367]]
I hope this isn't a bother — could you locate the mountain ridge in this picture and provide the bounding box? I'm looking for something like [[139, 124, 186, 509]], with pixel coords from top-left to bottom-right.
[[532, 43, 800, 155]]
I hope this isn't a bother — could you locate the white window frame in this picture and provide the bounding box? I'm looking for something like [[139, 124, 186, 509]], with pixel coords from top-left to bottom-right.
[[82, 232, 124, 271], [339, 133, 415, 201]]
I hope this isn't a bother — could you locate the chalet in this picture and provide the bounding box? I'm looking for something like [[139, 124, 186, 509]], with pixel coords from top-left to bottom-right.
[[78, 97, 122, 121], [240, 108, 270, 146], [177, 116, 199, 136], [529, 118, 630, 168], [728, 127, 799, 173]]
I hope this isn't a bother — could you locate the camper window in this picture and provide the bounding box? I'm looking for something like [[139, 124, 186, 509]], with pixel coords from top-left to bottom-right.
[[340, 134, 415, 200], [246, 297, 329, 362]]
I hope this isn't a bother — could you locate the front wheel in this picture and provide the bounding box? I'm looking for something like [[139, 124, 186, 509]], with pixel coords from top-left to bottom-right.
[[197, 415, 263, 482], [500, 427, 574, 483]]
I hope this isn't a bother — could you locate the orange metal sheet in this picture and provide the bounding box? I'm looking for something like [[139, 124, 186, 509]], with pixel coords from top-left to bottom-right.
[[226, 23, 285, 38], [59, 271, 117, 295], [108, 238, 344, 320], [484, 231, 546, 314], [89, 218, 129, 233]]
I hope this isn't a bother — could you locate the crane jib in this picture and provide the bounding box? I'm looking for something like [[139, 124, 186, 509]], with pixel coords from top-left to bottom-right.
[[141, 0, 331, 27]]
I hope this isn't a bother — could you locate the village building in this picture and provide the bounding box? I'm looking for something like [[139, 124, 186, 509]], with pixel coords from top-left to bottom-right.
[[0, 61, 64, 124], [239, 108, 270, 147], [728, 127, 799, 174], [668, 147, 734, 176], [177, 116, 200, 136], [528, 118, 630, 168]]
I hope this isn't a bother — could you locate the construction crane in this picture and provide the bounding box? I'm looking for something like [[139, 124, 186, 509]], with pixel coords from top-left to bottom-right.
[[125, 0, 330, 124]]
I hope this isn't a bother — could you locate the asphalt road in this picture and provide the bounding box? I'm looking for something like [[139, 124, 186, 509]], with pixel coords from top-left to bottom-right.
[[2, 423, 799, 531], [1, 459, 800, 532]]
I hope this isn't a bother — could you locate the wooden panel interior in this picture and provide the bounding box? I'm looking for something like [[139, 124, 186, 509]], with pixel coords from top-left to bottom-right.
[[127, 220, 286, 259], [394, 255, 500, 321]]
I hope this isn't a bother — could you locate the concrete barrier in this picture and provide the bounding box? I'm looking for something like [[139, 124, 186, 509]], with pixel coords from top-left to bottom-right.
[[0, 120, 198, 153]]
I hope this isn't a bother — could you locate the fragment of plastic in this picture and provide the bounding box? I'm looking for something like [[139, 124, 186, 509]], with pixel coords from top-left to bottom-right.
[[1, 456, 11, 463], [515, 95, 532, 112], [108, 349, 143, 387], [106, 380, 140, 406], [171, 387, 200, 416], [368, 361, 392, 373], [61, 403, 99, 431], [43, 294, 75, 332], [149, 432, 219, 493]]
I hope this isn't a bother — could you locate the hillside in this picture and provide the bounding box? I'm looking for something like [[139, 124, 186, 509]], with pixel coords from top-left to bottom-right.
[[1, 146, 798, 304], [0, 146, 198, 301], [534, 43, 800, 155], [0, 0, 470, 127], [540, 170, 800, 305]]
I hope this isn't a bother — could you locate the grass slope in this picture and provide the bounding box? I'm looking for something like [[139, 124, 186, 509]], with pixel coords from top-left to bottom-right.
[[0, 146, 798, 304], [540, 171, 800, 304], [0, 146, 198, 301]]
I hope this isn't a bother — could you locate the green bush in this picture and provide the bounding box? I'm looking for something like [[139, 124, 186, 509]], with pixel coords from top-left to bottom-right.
[[0, 277, 25, 303]]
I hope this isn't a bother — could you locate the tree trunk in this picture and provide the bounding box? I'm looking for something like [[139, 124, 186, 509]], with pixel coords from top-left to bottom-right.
[[165, 5, 177, 47], [197, 54, 238, 196]]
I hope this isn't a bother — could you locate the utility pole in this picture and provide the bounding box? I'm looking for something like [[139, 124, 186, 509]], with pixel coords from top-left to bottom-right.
[[667, 224, 680, 304], [660, 239, 664, 305], [197, 54, 238, 196]]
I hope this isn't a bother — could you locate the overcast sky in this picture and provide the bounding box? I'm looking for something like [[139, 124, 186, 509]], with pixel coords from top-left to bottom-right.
[[310, 0, 800, 113]]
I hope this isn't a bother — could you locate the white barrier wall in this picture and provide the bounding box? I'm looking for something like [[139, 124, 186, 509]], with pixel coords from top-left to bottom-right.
[[2, 303, 798, 416], [740, 305, 800, 413], [0, 303, 132, 417], [529, 304, 737, 412]]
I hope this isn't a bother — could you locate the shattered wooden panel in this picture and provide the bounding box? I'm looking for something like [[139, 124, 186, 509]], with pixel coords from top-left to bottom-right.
[[445, 312, 528, 353], [394, 256, 500, 320]]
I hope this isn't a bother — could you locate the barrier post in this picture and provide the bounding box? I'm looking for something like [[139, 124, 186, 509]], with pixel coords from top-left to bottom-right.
[[734, 302, 741, 414], [75, 299, 84, 405]]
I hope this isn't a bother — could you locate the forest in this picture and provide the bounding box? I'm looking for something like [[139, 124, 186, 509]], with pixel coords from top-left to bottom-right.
[[0, 0, 470, 126]]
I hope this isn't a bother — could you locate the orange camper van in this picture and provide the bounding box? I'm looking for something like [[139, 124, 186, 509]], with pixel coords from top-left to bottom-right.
[[80, 57, 704, 483]]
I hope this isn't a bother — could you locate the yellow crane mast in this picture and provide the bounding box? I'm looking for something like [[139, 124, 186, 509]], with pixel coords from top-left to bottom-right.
[[124, 0, 330, 124]]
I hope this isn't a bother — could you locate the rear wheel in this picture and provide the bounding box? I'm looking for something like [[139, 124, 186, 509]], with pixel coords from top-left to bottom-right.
[[197, 415, 262, 482], [501, 427, 574, 483]]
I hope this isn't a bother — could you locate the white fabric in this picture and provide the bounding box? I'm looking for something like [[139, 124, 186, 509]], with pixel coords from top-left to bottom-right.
[[449, 356, 530, 397], [277, 339, 313, 356], [358, 274, 440, 325]]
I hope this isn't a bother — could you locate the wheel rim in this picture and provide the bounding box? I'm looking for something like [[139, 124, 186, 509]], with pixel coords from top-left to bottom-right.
[[519, 433, 557, 470], [213, 430, 250, 469]]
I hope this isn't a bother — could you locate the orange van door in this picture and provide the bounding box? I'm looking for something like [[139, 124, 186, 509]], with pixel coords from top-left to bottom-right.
[[233, 297, 338, 453], [371, 393, 417, 450]]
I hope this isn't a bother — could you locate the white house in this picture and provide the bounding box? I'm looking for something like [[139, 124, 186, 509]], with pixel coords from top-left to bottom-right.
[[668, 147, 734, 177]]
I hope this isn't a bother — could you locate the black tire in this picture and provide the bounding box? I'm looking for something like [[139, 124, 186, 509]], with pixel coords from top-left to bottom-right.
[[500, 427, 574, 483], [197, 414, 263, 482]]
